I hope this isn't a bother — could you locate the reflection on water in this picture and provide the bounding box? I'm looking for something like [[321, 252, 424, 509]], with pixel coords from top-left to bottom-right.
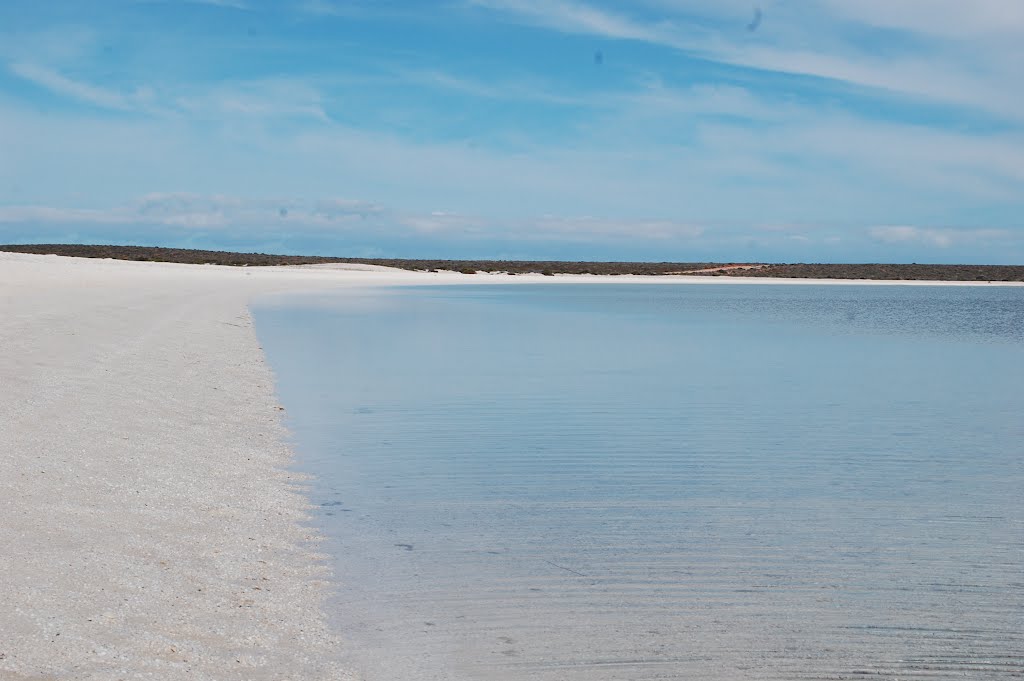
[[254, 284, 1024, 680]]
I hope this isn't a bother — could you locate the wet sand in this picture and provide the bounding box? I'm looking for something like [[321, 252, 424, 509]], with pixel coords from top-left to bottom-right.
[[1, 252, 1021, 680]]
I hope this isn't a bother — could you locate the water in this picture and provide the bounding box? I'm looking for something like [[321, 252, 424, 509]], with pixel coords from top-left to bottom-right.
[[253, 284, 1024, 680]]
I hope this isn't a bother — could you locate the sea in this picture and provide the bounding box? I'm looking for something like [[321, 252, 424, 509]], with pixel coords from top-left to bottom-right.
[[252, 283, 1024, 681]]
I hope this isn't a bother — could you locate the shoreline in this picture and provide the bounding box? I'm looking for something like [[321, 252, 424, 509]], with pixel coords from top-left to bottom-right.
[[9, 251, 1024, 287], [1, 253, 363, 680], [1, 252, 1021, 679], [394, 270, 1024, 286], [5, 246, 1024, 283]]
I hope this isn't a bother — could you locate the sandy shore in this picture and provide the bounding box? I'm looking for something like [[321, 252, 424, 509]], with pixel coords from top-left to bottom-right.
[[2, 252, 1021, 681], [0, 253, 432, 681]]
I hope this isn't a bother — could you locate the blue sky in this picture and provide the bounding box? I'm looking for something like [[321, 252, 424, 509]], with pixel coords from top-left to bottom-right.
[[1, 0, 1023, 262]]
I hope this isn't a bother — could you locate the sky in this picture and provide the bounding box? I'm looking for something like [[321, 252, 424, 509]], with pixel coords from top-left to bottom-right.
[[1, 0, 1023, 263]]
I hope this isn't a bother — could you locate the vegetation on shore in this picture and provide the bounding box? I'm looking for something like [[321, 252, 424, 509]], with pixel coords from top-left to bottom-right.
[[2, 244, 1023, 281], [703, 262, 1024, 282]]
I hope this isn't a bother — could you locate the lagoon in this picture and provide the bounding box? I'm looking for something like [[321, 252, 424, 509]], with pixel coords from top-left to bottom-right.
[[254, 284, 1024, 680]]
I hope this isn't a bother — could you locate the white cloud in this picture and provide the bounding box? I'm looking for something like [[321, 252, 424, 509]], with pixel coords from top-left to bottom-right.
[[299, 0, 344, 15], [604, 80, 797, 124], [8, 61, 330, 121], [2, 83, 1022, 236], [468, 0, 671, 43], [134, 193, 380, 228], [173, 79, 330, 121], [142, 0, 251, 9], [868, 225, 1009, 248], [712, 44, 1024, 123], [0, 193, 708, 247], [822, 0, 1024, 39], [534, 215, 703, 241], [0, 205, 122, 225], [0, 26, 99, 64], [0, 194, 381, 231], [9, 62, 153, 111], [399, 211, 487, 234], [469, 0, 1024, 122], [190, 0, 249, 8], [397, 69, 586, 106]]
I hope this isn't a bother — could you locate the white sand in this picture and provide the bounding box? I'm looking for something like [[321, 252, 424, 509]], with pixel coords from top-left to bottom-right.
[[1, 252, 1020, 681], [0, 253, 429, 681]]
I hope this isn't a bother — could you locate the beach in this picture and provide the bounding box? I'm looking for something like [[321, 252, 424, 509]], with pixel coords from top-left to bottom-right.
[[2, 252, 1022, 681], [0, 253, 428, 680], [0, 253, 599, 680]]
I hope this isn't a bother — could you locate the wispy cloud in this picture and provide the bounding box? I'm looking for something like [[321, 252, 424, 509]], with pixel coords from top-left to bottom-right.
[[9, 62, 153, 111], [398, 211, 487, 235], [715, 44, 1024, 122], [173, 79, 330, 121], [468, 0, 1024, 122], [396, 68, 588, 107], [8, 61, 329, 121], [868, 225, 1010, 248], [822, 0, 1024, 39], [0, 26, 99, 64], [298, 0, 345, 16], [533, 215, 704, 241], [192, 0, 249, 8], [0, 194, 705, 246], [0, 194, 381, 229], [152, 0, 251, 9], [468, 0, 671, 42]]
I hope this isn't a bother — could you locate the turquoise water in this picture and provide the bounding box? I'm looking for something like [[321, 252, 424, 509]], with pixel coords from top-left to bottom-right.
[[253, 284, 1024, 680]]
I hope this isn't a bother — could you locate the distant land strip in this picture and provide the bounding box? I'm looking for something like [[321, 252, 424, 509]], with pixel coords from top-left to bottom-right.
[[2, 244, 1023, 281]]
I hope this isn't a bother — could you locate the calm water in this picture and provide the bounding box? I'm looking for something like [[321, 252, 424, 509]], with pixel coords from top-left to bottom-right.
[[253, 284, 1024, 681]]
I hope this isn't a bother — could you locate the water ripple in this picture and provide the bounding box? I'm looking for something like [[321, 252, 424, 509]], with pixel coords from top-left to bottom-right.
[[255, 285, 1024, 680]]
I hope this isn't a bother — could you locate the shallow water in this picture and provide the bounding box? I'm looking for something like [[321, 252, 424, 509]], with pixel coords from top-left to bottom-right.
[[254, 284, 1024, 680]]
